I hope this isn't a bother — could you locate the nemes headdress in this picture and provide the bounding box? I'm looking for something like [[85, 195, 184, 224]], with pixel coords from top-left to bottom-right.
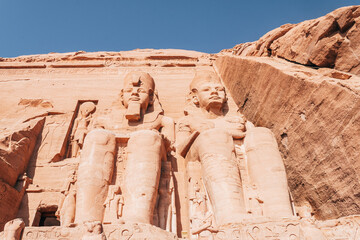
[[123, 71, 155, 91], [190, 70, 222, 92]]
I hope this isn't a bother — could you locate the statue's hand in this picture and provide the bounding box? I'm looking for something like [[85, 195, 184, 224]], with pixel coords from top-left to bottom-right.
[[161, 133, 175, 153], [198, 121, 215, 132], [151, 128, 160, 134], [229, 129, 246, 139], [223, 116, 246, 139], [167, 141, 176, 153]]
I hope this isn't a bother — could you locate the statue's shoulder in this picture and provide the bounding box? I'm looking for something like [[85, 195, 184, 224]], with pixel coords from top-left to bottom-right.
[[160, 115, 174, 125], [178, 115, 198, 126], [177, 115, 194, 133], [91, 108, 125, 130]]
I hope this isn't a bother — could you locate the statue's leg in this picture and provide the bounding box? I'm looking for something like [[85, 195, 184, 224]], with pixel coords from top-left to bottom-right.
[[75, 129, 116, 223], [122, 130, 162, 224], [192, 128, 246, 226], [62, 193, 76, 226], [245, 127, 293, 218], [71, 140, 79, 158]]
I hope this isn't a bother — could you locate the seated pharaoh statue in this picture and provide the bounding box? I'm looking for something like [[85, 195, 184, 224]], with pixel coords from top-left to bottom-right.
[[74, 71, 175, 227], [176, 71, 294, 232]]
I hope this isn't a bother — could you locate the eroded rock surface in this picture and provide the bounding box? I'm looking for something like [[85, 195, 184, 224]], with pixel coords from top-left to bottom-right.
[[227, 6, 360, 75]]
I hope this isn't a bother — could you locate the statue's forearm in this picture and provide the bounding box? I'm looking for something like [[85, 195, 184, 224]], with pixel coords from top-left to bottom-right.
[[161, 117, 175, 142], [176, 131, 199, 157]]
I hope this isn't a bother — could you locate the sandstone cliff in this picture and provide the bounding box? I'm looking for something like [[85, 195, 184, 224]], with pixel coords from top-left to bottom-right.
[[226, 6, 360, 76], [218, 5, 360, 220]]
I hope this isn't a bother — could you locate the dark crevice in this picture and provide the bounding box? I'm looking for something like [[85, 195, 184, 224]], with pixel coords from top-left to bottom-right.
[[241, 97, 249, 109], [277, 56, 319, 69]]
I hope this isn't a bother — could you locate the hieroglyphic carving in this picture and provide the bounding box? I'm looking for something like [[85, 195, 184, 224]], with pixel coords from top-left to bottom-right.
[[22, 226, 82, 240], [104, 223, 178, 240], [21, 223, 178, 240], [103, 185, 124, 224], [82, 221, 106, 240], [213, 220, 300, 240], [20, 217, 360, 240]]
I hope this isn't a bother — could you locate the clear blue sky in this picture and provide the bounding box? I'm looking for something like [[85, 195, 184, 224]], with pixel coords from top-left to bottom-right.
[[0, 0, 358, 57]]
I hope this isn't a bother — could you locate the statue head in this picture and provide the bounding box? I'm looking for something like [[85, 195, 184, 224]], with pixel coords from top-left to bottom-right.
[[120, 71, 155, 121], [189, 71, 227, 112], [121, 71, 155, 109], [79, 102, 96, 118]]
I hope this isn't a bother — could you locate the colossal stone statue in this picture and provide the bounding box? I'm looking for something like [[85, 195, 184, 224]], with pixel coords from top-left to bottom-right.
[[177, 71, 293, 228], [75, 71, 175, 226]]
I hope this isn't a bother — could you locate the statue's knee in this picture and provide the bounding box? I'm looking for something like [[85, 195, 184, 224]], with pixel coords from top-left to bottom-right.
[[245, 127, 278, 150], [84, 129, 115, 146], [197, 128, 232, 144]]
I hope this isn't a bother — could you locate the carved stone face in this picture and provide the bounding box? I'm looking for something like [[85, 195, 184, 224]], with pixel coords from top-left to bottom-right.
[[194, 81, 226, 110], [79, 102, 96, 117], [122, 82, 152, 111]]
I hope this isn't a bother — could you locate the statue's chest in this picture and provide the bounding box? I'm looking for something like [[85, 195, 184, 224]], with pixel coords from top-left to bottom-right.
[[189, 116, 243, 133], [110, 118, 161, 135], [117, 122, 160, 133], [95, 110, 162, 134]]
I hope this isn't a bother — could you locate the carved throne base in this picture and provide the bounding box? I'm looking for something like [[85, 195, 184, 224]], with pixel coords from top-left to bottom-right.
[[188, 216, 360, 240], [2, 215, 359, 239], [21, 223, 177, 240]]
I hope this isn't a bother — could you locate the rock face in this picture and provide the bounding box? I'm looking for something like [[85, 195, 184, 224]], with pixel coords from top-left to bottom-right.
[[0, 119, 44, 230], [228, 6, 360, 75]]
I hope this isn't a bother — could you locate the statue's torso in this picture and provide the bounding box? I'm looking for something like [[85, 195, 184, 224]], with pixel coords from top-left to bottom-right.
[[92, 108, 163, 135], [178, 114, 245, 134]]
